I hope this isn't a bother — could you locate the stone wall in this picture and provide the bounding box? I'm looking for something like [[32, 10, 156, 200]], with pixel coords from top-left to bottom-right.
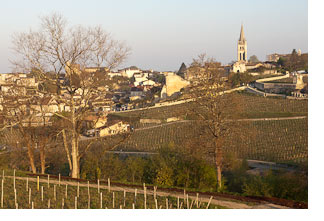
[[256, 73, 289, 83], [166, 117, 180, 122], [140, 119, 162, 124], [264, 83, 296, 93], [254, 73, 305, 94]]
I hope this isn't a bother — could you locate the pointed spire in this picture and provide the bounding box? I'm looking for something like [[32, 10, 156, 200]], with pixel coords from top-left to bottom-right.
[[239, 23, 245, 42]]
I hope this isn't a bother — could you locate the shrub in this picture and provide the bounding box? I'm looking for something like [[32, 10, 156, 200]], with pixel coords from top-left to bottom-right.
[[154, 166, 174, 186], [242, 170, 308, 202]]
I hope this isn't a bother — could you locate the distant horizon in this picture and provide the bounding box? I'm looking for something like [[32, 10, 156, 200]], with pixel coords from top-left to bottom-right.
[[0, 0, 308, 73]]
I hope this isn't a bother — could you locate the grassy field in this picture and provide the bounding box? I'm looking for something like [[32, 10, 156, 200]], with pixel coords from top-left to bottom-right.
[[0, 173, 222, 209]]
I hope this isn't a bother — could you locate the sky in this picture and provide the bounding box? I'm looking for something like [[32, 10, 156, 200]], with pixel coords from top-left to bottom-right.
[[0, 0, 308, 73]]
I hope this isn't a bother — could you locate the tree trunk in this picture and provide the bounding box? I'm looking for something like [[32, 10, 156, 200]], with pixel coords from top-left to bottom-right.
[[216, 165, 222, 191], [27, 141, 36, 174], [71, 98, 79, 178], [71, 136, 79, 178], [62, 129, 72, 171], [215, 141, 223, 191], [39, 142, 46, 174]]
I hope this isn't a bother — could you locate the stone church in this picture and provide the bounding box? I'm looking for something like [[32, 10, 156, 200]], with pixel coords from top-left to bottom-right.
[[232, 24, 248, 73]]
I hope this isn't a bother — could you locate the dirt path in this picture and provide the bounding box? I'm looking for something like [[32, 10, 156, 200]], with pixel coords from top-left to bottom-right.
[[6, 175, 288, 209]]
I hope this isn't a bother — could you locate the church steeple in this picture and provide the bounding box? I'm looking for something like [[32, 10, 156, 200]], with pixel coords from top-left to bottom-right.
[[237, 24, 247, 62], [239, 24, 245, 42]]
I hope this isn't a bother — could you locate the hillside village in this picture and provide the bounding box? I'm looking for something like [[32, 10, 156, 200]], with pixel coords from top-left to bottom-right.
[[0, 25, 308, 139], [0, 1, 311, 210]]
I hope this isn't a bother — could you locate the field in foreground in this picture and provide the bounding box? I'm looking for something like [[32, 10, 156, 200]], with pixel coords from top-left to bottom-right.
[[0, 174, 222, 209]]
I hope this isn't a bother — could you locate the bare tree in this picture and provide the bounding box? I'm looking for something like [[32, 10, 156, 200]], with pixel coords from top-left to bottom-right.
[[0, 90, 57, 174], [186, 54, 241, 191], [0, 92, 37, 173], [11, 13, 130, 178]]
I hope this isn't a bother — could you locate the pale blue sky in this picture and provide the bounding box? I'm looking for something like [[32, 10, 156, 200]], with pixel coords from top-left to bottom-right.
[[0, 0, 307, 72]]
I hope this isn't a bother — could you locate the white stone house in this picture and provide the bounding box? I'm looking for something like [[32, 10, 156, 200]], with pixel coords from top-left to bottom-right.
[[119, 66, 142, 78], [99, 121, 130, 137], [133, 72, 149, 86], [142, 80, 155, 86]]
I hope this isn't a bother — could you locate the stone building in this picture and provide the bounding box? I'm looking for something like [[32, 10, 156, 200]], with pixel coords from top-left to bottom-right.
[[254, 74, 306, 94], [160, 72, 190, 99], [266, 49, 302, 62], [119, 66, 141, 78]]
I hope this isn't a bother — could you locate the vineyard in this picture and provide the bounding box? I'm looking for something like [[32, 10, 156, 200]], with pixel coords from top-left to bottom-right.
[[0, 171, 222, 209], [111, 118, 308, 166], [0, 92, 308, 208], [238, 92, 308, 118], [110, 92, 308, 124], [225, 118, 308, 165]]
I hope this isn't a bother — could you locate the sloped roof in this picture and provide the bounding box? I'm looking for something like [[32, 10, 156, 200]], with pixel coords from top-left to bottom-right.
[[177, 62, 187, 74]]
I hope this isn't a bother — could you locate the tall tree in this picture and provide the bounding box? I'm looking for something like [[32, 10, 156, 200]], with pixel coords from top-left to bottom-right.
[[11, 13, 130, 178], [289, 49, 299, 72], [186, 54, 240, 191]]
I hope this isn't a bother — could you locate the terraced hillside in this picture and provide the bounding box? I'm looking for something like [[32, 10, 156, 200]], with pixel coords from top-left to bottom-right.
[[225, 118, 308, 165], [111, 92, 308, 124], [105, 92, 308, 166], [112, 118, 307, 166], [238, 92, 307, 118]]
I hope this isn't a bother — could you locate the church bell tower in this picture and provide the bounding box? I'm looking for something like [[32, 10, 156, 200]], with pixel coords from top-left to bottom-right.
[[237, 24, 247, 63]]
